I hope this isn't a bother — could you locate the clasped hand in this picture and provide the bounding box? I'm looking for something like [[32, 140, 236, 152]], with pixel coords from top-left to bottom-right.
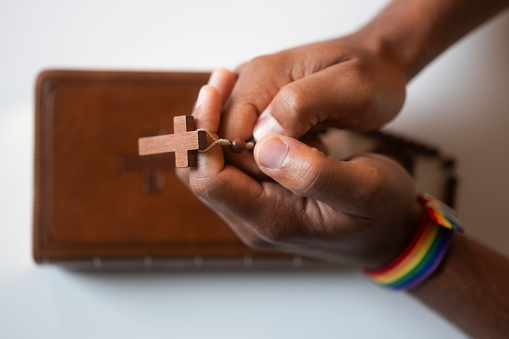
[[177, 65, 420, 270], [218, 38, 407, 178]]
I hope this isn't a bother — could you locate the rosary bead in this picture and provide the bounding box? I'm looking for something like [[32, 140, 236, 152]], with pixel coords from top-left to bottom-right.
[[230, 137, 246, 153], [245, 141, 255, 150]]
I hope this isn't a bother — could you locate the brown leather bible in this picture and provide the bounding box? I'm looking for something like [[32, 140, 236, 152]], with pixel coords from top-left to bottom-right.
[[33, 70, 457, 269]]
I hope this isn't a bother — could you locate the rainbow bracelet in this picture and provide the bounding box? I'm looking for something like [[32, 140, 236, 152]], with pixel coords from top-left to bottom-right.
[[364, 194, 464, 291]]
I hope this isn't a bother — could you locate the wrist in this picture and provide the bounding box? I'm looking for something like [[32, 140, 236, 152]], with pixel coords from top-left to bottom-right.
[[344, 0, 509, 82], [364, 194, 464, 291], [340, 28, 411, 82], [361, 199, 423, 271]]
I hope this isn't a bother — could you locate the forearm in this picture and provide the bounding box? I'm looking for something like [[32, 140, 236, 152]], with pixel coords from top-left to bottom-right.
[[410, 234, 509, 338], [347, 0, 509, 80]]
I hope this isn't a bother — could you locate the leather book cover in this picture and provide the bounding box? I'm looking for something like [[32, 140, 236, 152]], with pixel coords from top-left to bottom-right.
[[33, 70, 291, 269]]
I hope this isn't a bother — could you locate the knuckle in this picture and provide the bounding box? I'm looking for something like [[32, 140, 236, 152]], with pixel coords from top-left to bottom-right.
[[291, 150, 328, 196], [343, 58, 375, 91], [254, 214, 298, 245], [243, 55, 272, 73], [189, 176, 219, 200], [278, 84, 311, 120], [354, 163, 386, 212], [344, 59, 377, 126]]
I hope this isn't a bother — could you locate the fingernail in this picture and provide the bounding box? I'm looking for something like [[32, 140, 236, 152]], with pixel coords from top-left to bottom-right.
[[207, 69, 221, 87], [195, 86, 206, 109], [257, 137, 289, 169], [253, 113, 284, 141]]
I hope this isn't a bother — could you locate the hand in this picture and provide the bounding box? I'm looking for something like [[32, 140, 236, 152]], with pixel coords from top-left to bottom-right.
[[219, 38, 407, 177], [178, 70, 420, 269]]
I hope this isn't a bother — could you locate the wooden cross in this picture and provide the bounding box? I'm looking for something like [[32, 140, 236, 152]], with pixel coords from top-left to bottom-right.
[[138, 116, 206, 167]]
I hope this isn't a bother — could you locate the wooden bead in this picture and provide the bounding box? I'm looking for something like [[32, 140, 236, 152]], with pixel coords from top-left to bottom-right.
[[245, 141, 255, 150], [230, 137, 246, 154]]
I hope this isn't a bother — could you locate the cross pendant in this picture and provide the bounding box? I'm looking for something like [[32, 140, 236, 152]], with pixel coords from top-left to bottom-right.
[[138, 115, 207, 167]]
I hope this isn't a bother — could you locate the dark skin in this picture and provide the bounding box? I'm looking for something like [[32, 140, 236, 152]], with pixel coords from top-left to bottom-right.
[[177, 0, 509, 337], [220, 0, 509, 178], [413, 234, 509, 338], [178, 81, 421, 269], [178, 76, 509, 338]]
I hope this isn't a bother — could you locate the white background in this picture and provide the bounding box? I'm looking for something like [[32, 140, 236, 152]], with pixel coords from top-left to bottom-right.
[[1, 1, 508, 338]]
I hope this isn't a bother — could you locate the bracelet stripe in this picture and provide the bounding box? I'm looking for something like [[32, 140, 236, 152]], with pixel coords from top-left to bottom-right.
[[364, 194, 463, 291], [369, 216, 429, 275], [367, 216, 438, 283], [421, 195, 463, 232], [389, 226, 453, 290], [397, 231, 453, 290]]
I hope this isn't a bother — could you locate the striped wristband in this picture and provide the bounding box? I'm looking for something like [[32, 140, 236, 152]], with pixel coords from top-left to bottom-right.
[[364, 194, 464, 291]]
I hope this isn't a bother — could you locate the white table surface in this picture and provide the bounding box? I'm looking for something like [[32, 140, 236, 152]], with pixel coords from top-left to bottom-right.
[[2, 1, 508, 338]]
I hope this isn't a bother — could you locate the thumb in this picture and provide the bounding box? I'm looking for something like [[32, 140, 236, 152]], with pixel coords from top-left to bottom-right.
[[251, 70, 344, 141], [251, 60, 404, 141], [251, 81, 318, 141], [254, 135, 384, 218]]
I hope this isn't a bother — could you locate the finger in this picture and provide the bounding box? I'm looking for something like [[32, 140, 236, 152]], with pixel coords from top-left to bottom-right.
[[252, 59, 406, 141], [254, 135, 416, 218], [187, 84, 265, 216], [221, 58, 284, 140], [189, 158, 287, 245], [192, 68, 235, 111], [179, 79, 302, 247], [190, 168, 320, 248], [178, 82, 256, 226], [187, 91, 357, 248], [175, 84, 223, 184], [197, 197, 279, 252], [178, 82, 271, 246], [207, 68, 236, 105], [218, 57, 289, 178], [185, 85, 303, 243]]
